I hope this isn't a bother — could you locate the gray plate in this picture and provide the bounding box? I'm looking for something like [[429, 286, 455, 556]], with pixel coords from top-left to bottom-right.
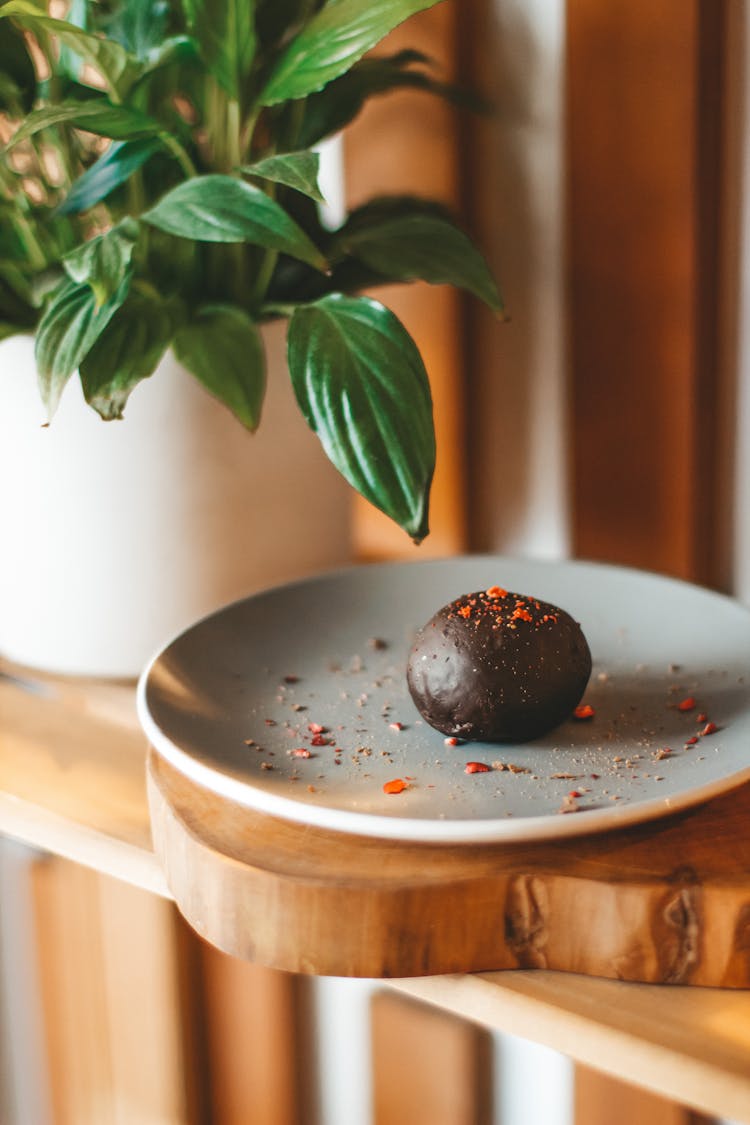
[[137, 557, 750, 843]]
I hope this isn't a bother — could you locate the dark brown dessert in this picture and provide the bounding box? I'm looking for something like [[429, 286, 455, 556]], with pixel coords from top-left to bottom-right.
[[406, 585, 592, 742]]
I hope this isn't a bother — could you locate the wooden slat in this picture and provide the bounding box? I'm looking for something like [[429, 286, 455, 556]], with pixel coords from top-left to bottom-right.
[[198, 946, 305, 1125], [30, 859, 111, 1125], [0, 665, 165, 896], [30, 857, 200, 1125], [575, 1064, 710, 1125], [343, 4, 468, 560], [567, 0, 727, 583], [371, 991, 492, 1125], [396, 971, 750, 1123]]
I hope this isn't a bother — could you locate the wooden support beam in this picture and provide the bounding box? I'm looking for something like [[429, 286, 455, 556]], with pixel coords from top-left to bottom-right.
[[567, 0, 728, 583], [198, 945, 308, 1125], [575, 1063, 711, 1125], [371, 991, 492, 1125], [30, 858, 202, 1125]]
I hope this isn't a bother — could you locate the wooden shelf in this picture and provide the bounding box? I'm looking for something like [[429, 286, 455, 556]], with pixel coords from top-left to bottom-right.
[[2, 662, 750, 1121], [0, 663, 166, 897]]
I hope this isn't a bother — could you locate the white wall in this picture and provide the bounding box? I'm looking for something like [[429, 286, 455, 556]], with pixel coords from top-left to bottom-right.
[[470, 0, 570, 560]]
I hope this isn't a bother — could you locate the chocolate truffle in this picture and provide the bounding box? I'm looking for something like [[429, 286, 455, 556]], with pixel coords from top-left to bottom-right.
[[407, 586, 591, 742]]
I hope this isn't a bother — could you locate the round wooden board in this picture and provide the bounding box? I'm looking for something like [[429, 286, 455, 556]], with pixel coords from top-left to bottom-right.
[[147, 747, 750, 984]]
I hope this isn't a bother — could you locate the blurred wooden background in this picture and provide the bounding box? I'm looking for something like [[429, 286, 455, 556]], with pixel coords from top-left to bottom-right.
[[2, 1, 741, 1122]]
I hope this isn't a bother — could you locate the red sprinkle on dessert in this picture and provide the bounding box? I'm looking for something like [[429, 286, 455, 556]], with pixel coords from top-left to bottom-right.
[[511, 607, 533, 623], [308, 722, 326, 734], [573, 704, 595, 720], [486, 586, 508, 599], [292, 748, 311, 758], [457, 604, 472, 619], [465, 761, 491, 774], [701, 721, 718, 736], [383, 778, 408, 795], [678, 697, 696, 712]]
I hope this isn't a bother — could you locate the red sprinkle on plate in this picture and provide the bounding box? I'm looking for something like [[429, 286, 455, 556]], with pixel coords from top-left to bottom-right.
[[383, 778, 408, 795], [572, 704, 595, 720], [678, 697, 696, 712], [465, 762, 491, 774]]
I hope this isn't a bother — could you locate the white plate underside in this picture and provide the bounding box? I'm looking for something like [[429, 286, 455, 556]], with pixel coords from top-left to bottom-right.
[[138, 558, 750, 843]]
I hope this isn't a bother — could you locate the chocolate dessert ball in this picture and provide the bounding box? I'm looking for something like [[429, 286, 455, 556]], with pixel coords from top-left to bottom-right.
[[407, 586, 591, 742]]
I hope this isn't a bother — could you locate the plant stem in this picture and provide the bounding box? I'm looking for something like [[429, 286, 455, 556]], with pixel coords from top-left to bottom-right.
[[227, 99, 242, 168], [0, 166, 47, 271], [159, 134, 198, 179], [128, 168, 145, 217], [250, 247, 278, 307], [11, 213, 47, 273]]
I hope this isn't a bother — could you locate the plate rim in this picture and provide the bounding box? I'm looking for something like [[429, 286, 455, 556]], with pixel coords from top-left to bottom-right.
[[137, 554, 750, 845]]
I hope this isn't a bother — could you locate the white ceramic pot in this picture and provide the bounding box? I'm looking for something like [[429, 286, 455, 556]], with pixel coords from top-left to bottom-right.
[[0, 325, 351, 677]]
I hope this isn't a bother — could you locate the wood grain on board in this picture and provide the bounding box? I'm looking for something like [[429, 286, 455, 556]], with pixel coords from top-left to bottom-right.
[[147, 747, 750, 985]]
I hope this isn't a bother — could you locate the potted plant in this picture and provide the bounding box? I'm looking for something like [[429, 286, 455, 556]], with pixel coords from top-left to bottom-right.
[[0, 0, 501, 675]]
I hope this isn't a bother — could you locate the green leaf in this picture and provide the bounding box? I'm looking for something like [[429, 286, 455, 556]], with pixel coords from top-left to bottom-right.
[[287, 293, 434, 541], [135, 35, 198, 81], [298, 48, 469, 147], [174, 305, 265, 430], [3, 100, 163, 150], [79, 290, 174, 418], [58, 138, 161, 214], [335, 203, 502, 311], [242, 151, 324, 203], [143, 175, 328, 271], [260, 0, 444, 105], [35, 277, 131, 418], [62, 219, 139, 308], [104, 0, 169, 60], [0, 1, 136, 99], [183, 0, 255, 98], [56, 0, 88, 83], [0, 18, 35, 112]]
